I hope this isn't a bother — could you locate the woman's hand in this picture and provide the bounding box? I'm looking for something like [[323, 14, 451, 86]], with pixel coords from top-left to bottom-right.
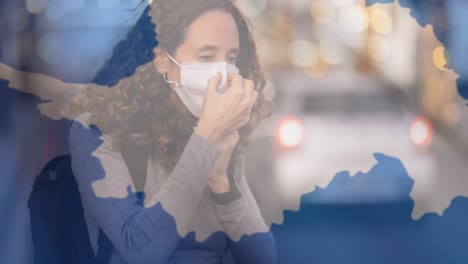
[[208, 130, 239, 194], [195, 72, 258, 145]]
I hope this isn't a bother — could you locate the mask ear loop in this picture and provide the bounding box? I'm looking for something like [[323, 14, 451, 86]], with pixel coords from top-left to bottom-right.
[[162, 50, 182, 87], [163, 73, 180, 87]]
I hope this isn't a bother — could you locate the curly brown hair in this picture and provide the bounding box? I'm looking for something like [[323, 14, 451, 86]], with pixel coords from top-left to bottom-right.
[[70, 0, 271, 173]]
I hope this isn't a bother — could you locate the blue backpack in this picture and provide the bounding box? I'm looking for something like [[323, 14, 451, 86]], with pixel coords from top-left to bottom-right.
[[28, 144, 148, 264]]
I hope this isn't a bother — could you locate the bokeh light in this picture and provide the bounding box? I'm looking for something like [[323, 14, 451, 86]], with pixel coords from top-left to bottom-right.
[[236, 0, 268, 18], [310, 1, 336, 24], [277, 116, 304, 149], [287, 40, 319, 67], [319, 38, 344, 65], [331, 0, 355, 8], [367, 35, 391, 62], [26, 0, 49, 14], [409, 116, 433, 147], [339, 6, 369, 34], [369, 7, 393, 34], [45, 1, 65, 20], [432, 46, 448, 71], [37, 33, 63, 65]]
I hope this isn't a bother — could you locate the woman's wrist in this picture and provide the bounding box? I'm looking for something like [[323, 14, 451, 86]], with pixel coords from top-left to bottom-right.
[[193, 122, 223, 145], [208, 173, 230, 193], [209, 172, 242, 204]]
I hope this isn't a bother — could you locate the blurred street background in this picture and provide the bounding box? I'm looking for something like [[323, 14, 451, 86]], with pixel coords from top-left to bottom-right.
[[1, 0, 468, 263]]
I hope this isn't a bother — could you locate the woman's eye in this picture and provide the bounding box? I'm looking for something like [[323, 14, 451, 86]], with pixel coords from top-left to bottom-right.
[[199, 56, 214, 62], [227, 57, 238, 64]]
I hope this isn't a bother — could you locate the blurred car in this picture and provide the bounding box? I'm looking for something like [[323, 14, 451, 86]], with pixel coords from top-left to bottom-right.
[[271, 71, 435, 209]]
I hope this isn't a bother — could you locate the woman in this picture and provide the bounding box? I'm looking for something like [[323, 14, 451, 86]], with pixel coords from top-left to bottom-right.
[[68, 0, 276, 263]]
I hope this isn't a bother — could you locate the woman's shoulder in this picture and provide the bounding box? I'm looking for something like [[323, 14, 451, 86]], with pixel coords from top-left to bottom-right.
[[73, 112, 92, 127], [69, 112, 113, 152], [70, 112, 96, 139]]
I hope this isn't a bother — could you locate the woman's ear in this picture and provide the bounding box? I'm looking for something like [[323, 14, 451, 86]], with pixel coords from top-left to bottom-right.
[[153, 47, 170, 74]]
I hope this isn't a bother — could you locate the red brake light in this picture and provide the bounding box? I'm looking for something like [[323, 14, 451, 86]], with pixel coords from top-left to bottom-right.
[[276, 116, 304, 149], [409, 116, 433, 147]]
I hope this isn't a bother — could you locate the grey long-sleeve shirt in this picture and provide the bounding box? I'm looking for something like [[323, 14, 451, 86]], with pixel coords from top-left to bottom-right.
[[69, 113, 276, 264]]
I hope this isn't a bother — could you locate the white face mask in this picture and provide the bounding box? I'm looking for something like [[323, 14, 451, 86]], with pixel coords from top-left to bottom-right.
[[163, 51, 239, 118]]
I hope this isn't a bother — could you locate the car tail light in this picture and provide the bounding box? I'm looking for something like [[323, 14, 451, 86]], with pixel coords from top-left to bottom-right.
[[276, 116, 304, 149], [409, 116, 433, 147]]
